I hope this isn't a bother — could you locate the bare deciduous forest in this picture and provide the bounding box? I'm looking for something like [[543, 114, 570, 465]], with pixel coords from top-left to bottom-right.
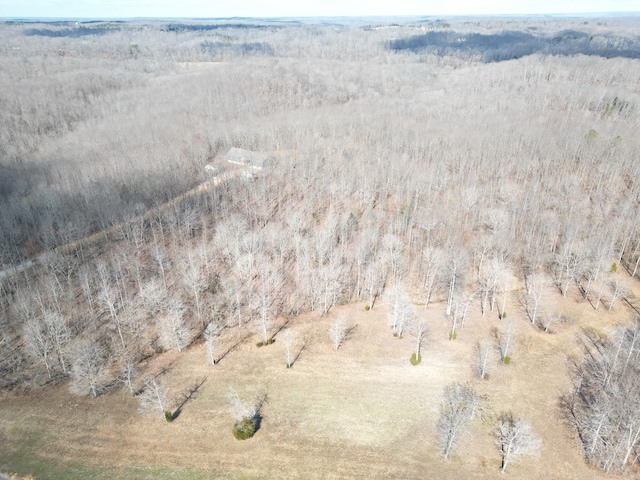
[[1, 14, 640, 479]]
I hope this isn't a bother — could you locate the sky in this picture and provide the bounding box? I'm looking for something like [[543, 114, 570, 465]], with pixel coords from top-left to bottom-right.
[[1, 0, 639, 18]]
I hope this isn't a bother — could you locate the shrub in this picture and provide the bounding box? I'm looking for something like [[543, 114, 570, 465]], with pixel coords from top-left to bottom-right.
[[410, 353, 422, 365], [501, 312, 507, 319], [611, 263, 618, 273], [449, 331, 457, 340], [256, 341, 264, 348], [503, 356, 511, 365], [165, 411, 173, 422], [364, 305, 370, 311], [232, 417, 257, 440], [266, 338, 275, 345]]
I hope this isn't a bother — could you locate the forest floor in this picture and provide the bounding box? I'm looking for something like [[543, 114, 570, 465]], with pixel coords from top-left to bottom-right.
[[0, 285, 636, 479]]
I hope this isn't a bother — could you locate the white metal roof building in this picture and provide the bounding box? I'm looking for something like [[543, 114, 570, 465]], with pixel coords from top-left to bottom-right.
[[226, 148, 276, 171]]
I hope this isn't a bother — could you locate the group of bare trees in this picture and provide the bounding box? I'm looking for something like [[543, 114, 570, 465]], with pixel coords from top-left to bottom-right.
[[436, 383, 541, 472], [563, 321, 640, 473]]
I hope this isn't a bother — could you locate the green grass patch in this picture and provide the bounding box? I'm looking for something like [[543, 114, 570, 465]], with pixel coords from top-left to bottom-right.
[[410, 353, 422, 365]]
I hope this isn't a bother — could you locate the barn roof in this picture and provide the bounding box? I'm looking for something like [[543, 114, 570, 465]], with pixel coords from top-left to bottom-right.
[[226, 148, 274, 169]]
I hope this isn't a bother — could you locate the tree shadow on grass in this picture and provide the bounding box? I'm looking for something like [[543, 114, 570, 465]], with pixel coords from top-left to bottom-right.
[[133, 361, 176, 396], [215, 331, 253, 365], [345, 324, 358, 341], [252, 392, 268, 434], [171, 376, 206, 421], [290, 340, 308, 368], [269, 318, 291, 341]]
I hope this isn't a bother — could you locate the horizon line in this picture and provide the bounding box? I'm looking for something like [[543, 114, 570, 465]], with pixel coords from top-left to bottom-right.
[[3, 11, 640, 21]]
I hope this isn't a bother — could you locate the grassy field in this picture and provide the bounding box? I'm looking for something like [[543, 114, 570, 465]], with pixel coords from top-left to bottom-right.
[[1, 286, 636, 479]]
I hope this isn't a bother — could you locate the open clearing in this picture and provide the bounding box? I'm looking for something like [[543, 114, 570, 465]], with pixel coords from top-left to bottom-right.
[[1, 287, 635, 479]]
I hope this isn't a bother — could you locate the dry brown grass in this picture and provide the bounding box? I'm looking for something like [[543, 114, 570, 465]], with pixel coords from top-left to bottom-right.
[[1, 279, 638, 479]]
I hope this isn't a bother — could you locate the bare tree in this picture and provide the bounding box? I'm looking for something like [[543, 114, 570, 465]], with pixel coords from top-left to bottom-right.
[[77, 264, 96, 314], [450, 291, 473, 340], [438, 383, 483, 459], [253, 266, 282, 345], [43, 310, 70, 375], [158, 299, 191, 352], [493, 320, 515, 364], [181, 249, 204, 324], [352, 228, 378, 300], [383, 233, 404, 279], [69, 339, 108, 397], [137, 278, 168, 315], [317, 254, 344, 315], [522, 273, 546, 325], [477, 256, 507, 316], [411, 318, 429, 363], [554, 244, 585, 297], [472, 339, 494, 379], [280, 328, 299, 368], [445, 247, 467, 317], [498, 265, 512, 316], [138, 376, 169, 421], [118, 353, 138, 395], [386, 283, 415, 338], [608, 276, 628, 311], [204, 321, 222, 366], [363, 257, 386, 310], [420, 245, 443, 309], [23, 318, 54, 378], [496, 412, 541, 473], [98, 284, 125, 348], [329, 316, 348, 351], [539, 311, 568, 334], [227, 387, 258, 423]]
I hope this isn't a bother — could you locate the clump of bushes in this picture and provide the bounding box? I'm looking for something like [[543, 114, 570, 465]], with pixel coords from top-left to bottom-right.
[[228, 388, 265, 441], [410, 353, 422, 365], [165, 411, 174, 422], [232, 417, 257, 440]]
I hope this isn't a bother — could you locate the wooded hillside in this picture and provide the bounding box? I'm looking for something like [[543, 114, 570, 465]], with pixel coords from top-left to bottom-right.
[[1, 15, 640, 478]]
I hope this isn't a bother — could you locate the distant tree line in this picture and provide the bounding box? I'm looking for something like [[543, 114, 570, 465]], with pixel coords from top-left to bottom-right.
[[163, 23, 280, 33], [200, 40, 273, 57], [389, 29, 640, 61], [24, 26, 121, 37]]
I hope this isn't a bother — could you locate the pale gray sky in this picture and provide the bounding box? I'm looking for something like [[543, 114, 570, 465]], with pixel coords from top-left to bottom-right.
[[1, 0, 639, 18]]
